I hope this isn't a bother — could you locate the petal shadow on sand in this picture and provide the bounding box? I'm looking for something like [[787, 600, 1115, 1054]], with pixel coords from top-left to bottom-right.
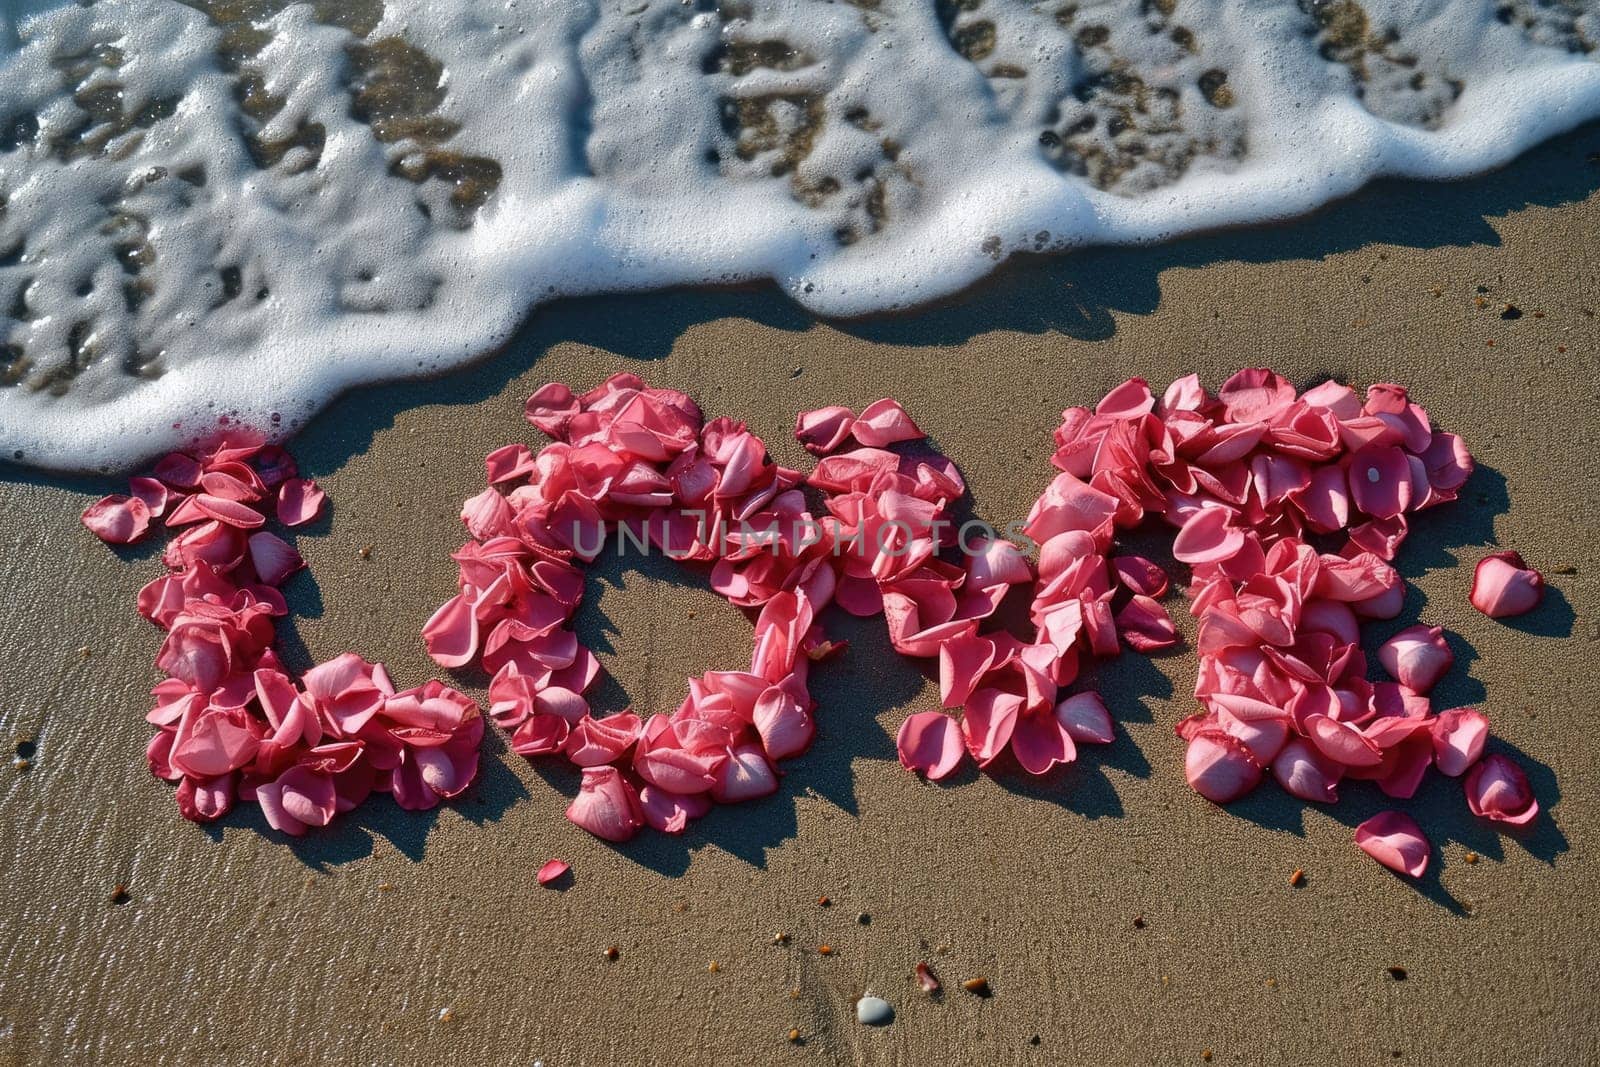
[[201, 729, 531, 870]]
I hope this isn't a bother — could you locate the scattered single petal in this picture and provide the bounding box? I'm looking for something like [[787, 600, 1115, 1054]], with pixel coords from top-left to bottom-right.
[[537, 859, 570, 885], [1469, 551, 1543, 619], [1354, 811, 1430, 877]]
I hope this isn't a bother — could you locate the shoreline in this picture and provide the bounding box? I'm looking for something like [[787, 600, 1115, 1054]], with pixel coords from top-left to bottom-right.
[[6, 117, 1600, 481]]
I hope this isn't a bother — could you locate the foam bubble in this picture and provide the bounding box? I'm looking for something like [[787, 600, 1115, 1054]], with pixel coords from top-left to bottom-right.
[[1, 0, 1598, 469]]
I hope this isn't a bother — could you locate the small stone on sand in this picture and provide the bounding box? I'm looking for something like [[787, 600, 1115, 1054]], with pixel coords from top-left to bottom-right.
[[856, 996, 894, 1026]]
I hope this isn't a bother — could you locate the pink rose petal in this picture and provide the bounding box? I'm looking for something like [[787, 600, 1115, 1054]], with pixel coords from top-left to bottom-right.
[[851, 398, 924, 447], [711, 744, 779, 803], [566, 766, 644, 842], [795, 405, 857, 454], [1172, 507, 1244, 565], [1305, 714, 1384, 768], [422, 594, 480, 669], [1348, 446, 1413, 519], [82, 494, 152, 544], [565, 713, 642, 767], [1464, 753, 1539, 826], [1112, 555, 1168, 597], [1116, 595, 1178, 651], [153, 452, 203, 488], [1010, 709, 1076, 776], [276, 478, 326, 526], [1431, 707, 1489, 777], [896, 711, 967, 781], [193, 493, 266, 529], [638, 784, 712, 834], [1377, 624, 1453, 694], [537, 859, 570, 885], [128, 477, 171, 518], [247, 531, 304, 587], [1054, 692, 1114, 744], [1271, 737, 1341, 803], [1184, 730, 1261, 804], [1218, 368, 1295, 423], [752, 686, 815, 761], [1354, 811, 1429, 877], [1096, 377, 1156, 419], [1469, 551, 1543, 619]]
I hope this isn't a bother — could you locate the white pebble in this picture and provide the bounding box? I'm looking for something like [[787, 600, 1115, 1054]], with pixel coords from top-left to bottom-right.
[[856, 995, 894, 1026]]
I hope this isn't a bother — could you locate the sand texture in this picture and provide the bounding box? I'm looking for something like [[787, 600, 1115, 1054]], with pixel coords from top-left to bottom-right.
[[1, 127, 1598, 1065]]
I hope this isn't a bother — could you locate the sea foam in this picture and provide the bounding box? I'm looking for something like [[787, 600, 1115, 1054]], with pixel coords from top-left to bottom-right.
[[1, 0, 1598, 470]]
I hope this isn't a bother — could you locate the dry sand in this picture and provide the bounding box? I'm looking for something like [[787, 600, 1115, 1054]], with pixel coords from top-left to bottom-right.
[[1, 126, 1598, 1065]]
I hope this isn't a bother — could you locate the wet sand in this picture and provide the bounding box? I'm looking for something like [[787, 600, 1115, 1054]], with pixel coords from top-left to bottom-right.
[[1, 126, 1597, 1065]]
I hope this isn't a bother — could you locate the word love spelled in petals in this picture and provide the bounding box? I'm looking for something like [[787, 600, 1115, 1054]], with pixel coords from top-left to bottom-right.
[[85, 439, 482, 832]]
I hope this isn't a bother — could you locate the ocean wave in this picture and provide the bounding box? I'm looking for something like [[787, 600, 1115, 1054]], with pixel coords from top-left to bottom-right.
[[1, 0, 1598, 469]]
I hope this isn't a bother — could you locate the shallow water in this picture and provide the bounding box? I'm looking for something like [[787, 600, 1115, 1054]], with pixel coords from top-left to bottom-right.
[[1, 0, 1598, 469]]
